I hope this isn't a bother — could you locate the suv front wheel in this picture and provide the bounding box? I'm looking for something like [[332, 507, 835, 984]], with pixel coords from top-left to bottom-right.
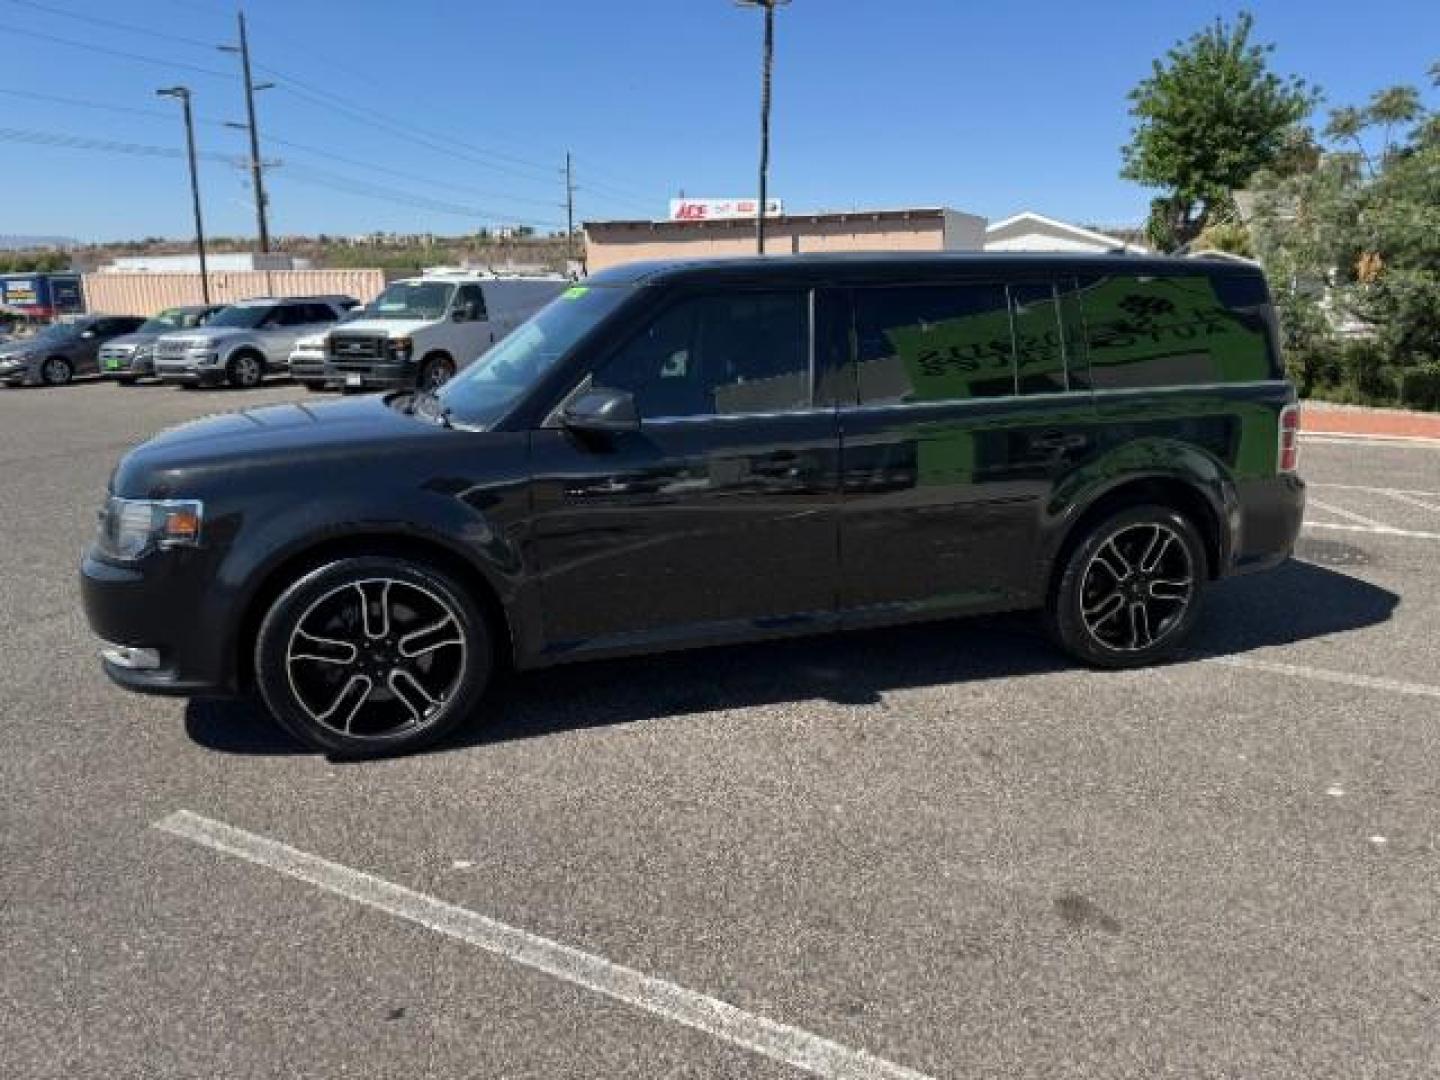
[[227, 350, 265, 389], [1047, 504, 1206, 668], [254, 556, 492, 756]]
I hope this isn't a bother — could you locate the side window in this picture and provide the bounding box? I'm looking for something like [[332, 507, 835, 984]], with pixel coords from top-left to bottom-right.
[[258, 306, 289, 328], [306, 303, 339, 324], [597, 291, 809, 419], [1081, 273, 1274, 389], [454, 285, 488, 322], [853, 284, 1014, 404], [1008, 283, 1068, 395]]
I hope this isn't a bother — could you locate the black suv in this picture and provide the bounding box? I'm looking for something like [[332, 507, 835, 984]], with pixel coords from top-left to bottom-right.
[[81, 254, 1305, 756]]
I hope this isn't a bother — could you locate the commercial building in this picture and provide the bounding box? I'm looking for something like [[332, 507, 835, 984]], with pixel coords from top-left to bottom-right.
[[97, 252, 312, 274], [584, 206, 987, 272]]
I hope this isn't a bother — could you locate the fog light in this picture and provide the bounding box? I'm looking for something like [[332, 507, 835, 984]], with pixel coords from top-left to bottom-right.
[[100, 644, 161, 670]]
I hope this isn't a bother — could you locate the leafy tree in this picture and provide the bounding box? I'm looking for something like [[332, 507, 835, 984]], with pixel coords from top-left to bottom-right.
[[1251, 60, 1439, 405], [1123, 12, 1317, 249]]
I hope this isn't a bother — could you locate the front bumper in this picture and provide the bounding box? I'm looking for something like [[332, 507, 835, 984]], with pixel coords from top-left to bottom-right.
[[324, 362, 414, 390], [156, 360, 225, 386], [101, 352, 155, 378], [80, 549, 235, 696], [0, 359, 38, 385]]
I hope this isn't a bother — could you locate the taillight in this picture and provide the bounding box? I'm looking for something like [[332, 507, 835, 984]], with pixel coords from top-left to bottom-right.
[[1278, 402, 1300, 474]]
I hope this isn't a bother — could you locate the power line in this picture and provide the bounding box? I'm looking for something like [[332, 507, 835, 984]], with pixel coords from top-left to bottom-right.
[[0, 86, 577, 217], [274, 165, 566, 230], [0, 125, 244, 165], [0, 0, 218, 51], [6, 25, 230, 78]]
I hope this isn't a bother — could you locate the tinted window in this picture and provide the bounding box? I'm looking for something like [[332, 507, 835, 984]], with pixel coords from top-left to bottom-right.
[[598, 291, 809, 418], [305, 303, 339, 324], [454, 285, 488, 321], [1009, 283, 1069, 395], [853, 284, 1014, 403], [1081, 273, 1275, 389]]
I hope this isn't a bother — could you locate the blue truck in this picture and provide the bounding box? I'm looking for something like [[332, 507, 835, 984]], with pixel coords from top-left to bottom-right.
[[0, 273, 86, 320]]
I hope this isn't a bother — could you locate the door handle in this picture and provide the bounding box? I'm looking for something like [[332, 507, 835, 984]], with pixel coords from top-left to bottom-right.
[[1031, 430, 1088, 453]]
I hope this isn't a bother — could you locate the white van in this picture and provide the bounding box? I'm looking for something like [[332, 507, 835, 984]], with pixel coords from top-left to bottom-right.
[[322, 272, 568, 391]]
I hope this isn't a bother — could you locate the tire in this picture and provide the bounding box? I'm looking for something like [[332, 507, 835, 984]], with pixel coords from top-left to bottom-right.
[[1046, 503, 1206, 669], [227, 350, 265, 389], [41, 356, 73, 385], [254, 556, 493, 757], [418, 354, 455, 390]]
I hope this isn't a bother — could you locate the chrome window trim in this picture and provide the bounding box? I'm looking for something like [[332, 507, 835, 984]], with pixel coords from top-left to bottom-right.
[[839, 379, 1292, 413]]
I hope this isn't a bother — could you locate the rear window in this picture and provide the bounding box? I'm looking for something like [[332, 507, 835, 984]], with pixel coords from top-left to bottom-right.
[[1080, 272, 1277, 389]]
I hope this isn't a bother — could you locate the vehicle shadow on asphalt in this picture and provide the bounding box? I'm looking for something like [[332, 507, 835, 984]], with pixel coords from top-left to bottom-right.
[[183, 558, 1398, 758]]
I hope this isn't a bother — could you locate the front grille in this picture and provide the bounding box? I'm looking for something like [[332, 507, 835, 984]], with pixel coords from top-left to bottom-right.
[[156, 339, 193, 360], [327, 332, 388, 371]]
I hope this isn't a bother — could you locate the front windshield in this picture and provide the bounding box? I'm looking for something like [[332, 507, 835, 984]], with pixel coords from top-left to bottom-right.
[[437, 284, 632, 428], [204, 305, 270, 330], [138, 307, 205, 333], [27, 322, 81, 342], [368, 281, 456, 320]]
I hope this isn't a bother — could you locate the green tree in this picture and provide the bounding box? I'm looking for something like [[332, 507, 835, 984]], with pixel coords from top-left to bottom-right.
[[1123, 12, 1317, 250], [1251, 60, 1440, 405]]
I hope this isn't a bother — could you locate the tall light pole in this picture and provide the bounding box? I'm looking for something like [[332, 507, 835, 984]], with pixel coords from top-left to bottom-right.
[[736, 0, 788, 254], [219, 11, 274, 253], [156, 86, 210, 303]]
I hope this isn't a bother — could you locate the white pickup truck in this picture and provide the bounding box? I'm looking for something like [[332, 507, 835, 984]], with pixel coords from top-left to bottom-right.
[[319, 272, 568, 391]]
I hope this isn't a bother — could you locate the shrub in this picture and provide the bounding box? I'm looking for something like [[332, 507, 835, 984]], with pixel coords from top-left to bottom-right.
[[1337, 340, 1397, 402], [1397, 363, 1440, 411]]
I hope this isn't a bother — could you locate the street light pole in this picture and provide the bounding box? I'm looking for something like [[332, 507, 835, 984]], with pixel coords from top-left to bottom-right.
[[737, 0, 789, 255], [156, 86, 210, 304]]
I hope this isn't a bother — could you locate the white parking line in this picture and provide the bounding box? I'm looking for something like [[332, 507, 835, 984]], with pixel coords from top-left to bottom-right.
[[1307, 498, 1388, 529], [1300, 433, 1440, 449], [1304, 521, 1440, 540], [154, 810, 934, 1080], [1309, 482, 1440, 503], [1376, 490, 1440, 514], [1205, 656, 1440, 700]]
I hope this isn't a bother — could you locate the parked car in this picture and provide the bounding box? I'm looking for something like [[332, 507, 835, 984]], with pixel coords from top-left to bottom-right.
[[322, 273, 567, 392], [153, 295, 357, 388], [81, 253, 1305, 757], [99, 304, 226, 385], [0, 315, 146, 386], [287, 304, 368, 391]]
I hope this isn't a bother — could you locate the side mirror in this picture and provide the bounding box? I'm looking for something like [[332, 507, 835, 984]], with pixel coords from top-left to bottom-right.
[[451, 308, 468, 322], [561, 387, 639, 434]]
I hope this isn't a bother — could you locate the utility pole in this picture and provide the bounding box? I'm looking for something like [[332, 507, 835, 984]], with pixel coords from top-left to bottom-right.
[[564, 151, 576, 265], [219, 11, 273, 253], [156, 86, 210, 303], [736, 0, 789, 255]]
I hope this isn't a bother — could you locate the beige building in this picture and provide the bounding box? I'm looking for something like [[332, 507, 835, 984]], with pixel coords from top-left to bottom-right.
[[584, 207, 986, 272]]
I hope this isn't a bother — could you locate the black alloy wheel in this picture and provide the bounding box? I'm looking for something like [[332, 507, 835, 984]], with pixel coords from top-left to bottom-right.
[[254, 556, 492, 756], [1047, 504, 1206, 668]]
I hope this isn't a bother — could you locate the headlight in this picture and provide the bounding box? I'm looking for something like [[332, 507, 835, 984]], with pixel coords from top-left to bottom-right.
[[95, 497, 204, 561], [389, 337, 413, 361], [133, 344, 154, 361]]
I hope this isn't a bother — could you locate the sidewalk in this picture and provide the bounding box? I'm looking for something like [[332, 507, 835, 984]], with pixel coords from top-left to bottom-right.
[[1300, 401, 1440, 442]]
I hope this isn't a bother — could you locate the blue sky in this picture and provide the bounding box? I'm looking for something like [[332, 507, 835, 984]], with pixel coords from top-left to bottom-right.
[[1, 0, 1436, 242]]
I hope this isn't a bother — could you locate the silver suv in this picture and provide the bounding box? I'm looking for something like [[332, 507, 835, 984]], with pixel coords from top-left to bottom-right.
[[154, 295, 357, 389]]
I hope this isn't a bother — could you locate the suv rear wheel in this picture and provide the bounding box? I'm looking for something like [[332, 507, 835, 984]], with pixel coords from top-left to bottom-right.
[[227, 350, 264, 389], [254, 556, 492, 756], [1047, 504, 1205, 668]]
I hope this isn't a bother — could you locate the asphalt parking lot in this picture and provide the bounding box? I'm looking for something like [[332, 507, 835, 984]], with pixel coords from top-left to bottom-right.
[[2, 379, 1438, 1079]]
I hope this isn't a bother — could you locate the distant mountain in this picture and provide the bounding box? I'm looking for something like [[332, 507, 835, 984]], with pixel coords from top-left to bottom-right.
[[0, 235, 79, 251]]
